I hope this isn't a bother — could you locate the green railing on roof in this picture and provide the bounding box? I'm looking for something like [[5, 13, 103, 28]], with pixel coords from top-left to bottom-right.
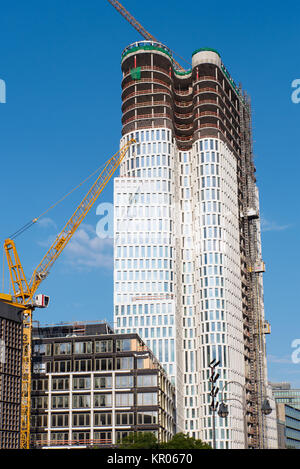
[[192, 47, 221, 57], [121, 44, 173, 62], [174, 69, 192, 76], [221, 64, 240, 97], [121, 44, 192, 76], [221, 64, 249, 109]]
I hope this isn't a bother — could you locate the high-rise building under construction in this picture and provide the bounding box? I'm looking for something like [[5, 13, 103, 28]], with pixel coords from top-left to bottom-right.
[[113, 40, 277, 449]]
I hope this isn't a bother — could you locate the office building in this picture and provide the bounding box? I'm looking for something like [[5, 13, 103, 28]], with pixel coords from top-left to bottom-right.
[[276, 403, 300, 449], [30, 322, 175, 448], [270, 382, 300, 410], [113, 40, 276, 448], [0, 299, 23, 449]]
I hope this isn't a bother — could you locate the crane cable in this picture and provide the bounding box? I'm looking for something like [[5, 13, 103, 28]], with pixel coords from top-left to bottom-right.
[[8, 159, 108, 240]]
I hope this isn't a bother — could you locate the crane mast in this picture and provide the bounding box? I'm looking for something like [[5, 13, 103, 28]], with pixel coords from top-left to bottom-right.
[[3, 138, 135, 448]]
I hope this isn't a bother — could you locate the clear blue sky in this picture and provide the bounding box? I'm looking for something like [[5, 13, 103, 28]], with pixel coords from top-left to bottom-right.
[[0, 0, 299, 386]]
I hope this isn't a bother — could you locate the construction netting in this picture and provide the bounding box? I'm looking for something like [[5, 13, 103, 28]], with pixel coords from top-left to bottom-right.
[[130, 67, 141, 80]]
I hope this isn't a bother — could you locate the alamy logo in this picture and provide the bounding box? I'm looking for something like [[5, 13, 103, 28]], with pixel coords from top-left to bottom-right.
[[291, 339, 300, 364], [291, 79, 300, 104], [0, 79, 6, 103], [96, 202, 114, 239]]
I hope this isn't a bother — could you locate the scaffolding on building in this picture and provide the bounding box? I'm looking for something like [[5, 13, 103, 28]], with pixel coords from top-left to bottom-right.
[[239, 90, 269, 449]]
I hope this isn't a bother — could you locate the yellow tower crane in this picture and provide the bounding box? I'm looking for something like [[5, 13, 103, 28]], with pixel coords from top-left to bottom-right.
[[0, 138, 135, 449]]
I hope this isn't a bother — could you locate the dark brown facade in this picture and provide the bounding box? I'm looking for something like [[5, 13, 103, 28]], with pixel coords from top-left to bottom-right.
[[121, 43, 240, 155], [0, 300, 23, 449]]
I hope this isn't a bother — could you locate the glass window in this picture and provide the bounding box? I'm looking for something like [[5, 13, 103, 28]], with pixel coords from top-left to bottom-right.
[[33, 344, 46, 355], [95, 340, 113, 353], [33, 362, 46, 374], [94, 431, 112, 442], [52, 377, 69, 391], [52, 395, 69, 409], [74, 360, 92, 372], [72, 413, 90, 427], [74, 342, 92, 354], [94, 413, 112, 426], [116, 375, 133, 388], [115, 393, 134, 406], [137, 392, 157, 406], [53, 360, 71, 373], [54, 342, 71, 355], [94, 376, 112, 389], [51, 432, 68, 442], [73, 394, 91, 408], [137, 358, 147, 369], [51, 414, 68, 428], [116, 339, 131, 352], [94, 358, 113, 371], [137, 374, 157, 387], [116, 413, 134, 425], [73, 376, 91, 390], [94, 393, 112, 407], [137, 411, 158, 424], [116, 357, 133, 370]]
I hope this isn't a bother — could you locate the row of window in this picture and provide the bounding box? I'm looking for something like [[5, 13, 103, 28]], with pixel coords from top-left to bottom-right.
[[115, 219, 172, 234], [115, 192, 172, 205], [127, 151, 172, 167], [34, 356, 151, 374], [196, 139, 219, 153], [198, 163, 220, 177], [124, 165, 172, 181], [115, 258, 172, 270], [116, 317, 174, 330], [124, 129, 172, 144], [117, 316, 174, 338], [200, 299, 226, 311], [34, 339, 135, 357], [32, 429, 160, 445], [32, 392, 158, 409], [115, 205, 171, 218], [32, 411, 159, 428], [33, 374, 157, 392], [115, 281, 173, 294], [115, 245, 173, 259], [202, 252, 223, 265], [115, 321, 174, 339], [115, 303, 173, 316], [199, 188, 221, 201], [116, 269, 173, 281]]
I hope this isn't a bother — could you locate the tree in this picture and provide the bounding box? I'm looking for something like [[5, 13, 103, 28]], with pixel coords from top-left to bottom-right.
[[159, 433, 212, 449], [117, 432, 212, 449], [118, 432, 159, 449]]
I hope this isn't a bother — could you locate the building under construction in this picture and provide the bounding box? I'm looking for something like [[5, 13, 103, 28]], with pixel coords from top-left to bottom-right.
[[113, 40, 278, 448]]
